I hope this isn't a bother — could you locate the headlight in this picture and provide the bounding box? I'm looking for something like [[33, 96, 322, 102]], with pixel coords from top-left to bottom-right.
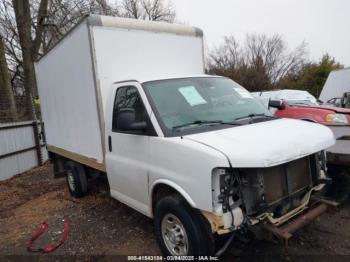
[[325, 113, 348, 124]]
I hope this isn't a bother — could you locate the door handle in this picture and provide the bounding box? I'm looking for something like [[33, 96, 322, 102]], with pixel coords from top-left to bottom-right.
[[108, 135, 112, 152]]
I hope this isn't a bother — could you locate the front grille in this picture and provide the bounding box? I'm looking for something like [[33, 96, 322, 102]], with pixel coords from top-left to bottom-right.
[[263, 157, 311, 205]]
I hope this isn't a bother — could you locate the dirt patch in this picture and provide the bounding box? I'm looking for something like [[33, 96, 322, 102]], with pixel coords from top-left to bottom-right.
[[0, 163, 350, 261], [0, 165, 64, 219]]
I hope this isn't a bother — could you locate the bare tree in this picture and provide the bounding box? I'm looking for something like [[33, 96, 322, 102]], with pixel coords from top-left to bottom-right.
[[122, 0, 141, 19], [141, 0, 175, 21], [208, 36, 242, 79], [244, 34, 307, 84], [0, 1, 23, 88], [208, 34, 308, 91], [121, 0, 175, 22], [11, 0, 49, 119], [42, 0, 120, 52], [96, 0, 110, 15], [0, 34, 18, 121]]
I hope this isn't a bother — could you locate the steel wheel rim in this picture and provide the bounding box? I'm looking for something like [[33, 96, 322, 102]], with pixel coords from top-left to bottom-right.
[[161, 213, 189, 255], [67, 170, 75, 191]]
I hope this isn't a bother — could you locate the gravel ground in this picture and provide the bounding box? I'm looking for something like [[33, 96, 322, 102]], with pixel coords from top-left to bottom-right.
[[0, 163, 350, 261]]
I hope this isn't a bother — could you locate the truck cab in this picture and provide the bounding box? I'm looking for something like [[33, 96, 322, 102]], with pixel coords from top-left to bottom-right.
[[104, 76, 335, 255], [326, 92, 350, 109]]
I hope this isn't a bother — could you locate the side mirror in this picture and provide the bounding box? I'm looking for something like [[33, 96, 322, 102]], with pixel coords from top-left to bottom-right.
[[268, 100, 285, 110], [116, 108, 147, 131]]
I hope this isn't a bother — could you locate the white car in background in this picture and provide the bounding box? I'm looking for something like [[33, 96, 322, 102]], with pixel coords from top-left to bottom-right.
[[252, 89, 319, 108]]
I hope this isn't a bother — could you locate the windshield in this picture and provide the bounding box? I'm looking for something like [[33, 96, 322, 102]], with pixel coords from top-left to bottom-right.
[[143, 77, 273, 136]]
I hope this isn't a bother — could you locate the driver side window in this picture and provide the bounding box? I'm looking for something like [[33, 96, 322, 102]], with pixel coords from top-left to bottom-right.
[[112, 86, 148, 132]]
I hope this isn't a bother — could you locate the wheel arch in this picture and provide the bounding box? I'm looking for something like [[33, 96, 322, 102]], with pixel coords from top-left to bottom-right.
[[150, 179, 196, 217]]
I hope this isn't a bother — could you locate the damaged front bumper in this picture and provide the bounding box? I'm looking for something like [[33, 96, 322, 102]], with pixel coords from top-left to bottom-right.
[[252, 184, 325, 226], [206, 153, 336, 241], [202, 184, 338, 239], [262, 196, 338, 248]]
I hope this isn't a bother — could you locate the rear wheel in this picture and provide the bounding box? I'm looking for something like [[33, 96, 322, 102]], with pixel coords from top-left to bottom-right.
[[154, 194, 215, 256], [52, 154, 65, 178], [65, 161, 88, 198]]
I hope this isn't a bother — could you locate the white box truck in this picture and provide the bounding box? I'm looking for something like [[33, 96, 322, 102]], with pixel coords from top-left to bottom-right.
[[36, 15, 337, 256], [320, 67, 350, 108]]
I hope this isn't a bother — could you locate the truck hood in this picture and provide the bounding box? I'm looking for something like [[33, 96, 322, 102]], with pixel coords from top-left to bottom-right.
[[317, 105, 350, 114], [298, 105, 350, 114], [184, 118, 335, 168]]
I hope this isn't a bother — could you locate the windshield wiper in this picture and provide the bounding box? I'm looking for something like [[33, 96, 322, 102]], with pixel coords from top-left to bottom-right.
[[234, 113, 276, 122], [172, 120, 241, 130]]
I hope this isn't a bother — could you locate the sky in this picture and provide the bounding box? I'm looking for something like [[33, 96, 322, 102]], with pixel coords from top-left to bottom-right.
[[171, 0, 350, 67]]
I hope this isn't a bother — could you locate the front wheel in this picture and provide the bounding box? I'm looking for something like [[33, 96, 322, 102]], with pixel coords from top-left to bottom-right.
[[154, 195, 215, 256]]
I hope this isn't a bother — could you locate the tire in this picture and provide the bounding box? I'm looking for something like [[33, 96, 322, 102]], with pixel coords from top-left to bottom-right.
[[154, 194, 215, 256], [52, 155, 65, 178], [65, 161, 88, 198], [326, 166, 350, 204]]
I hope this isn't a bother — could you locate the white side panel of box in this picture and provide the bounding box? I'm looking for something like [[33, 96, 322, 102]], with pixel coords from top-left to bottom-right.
[[91, 27, 204, 110], [35, 22, 104, 163], [320, 68, 350, 101]]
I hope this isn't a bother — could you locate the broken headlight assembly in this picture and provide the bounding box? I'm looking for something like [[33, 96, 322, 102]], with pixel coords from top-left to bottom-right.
[[212, 168, 241, 212], [211, 168, 244, 230]]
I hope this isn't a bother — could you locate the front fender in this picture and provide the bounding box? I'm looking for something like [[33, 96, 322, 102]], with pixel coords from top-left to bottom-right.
[[149, 179, 196, 216]]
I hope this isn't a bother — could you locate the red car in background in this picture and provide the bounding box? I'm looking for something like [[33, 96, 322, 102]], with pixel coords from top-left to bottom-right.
[[272, 101, 350, 125], [252, 89, 350, 125]]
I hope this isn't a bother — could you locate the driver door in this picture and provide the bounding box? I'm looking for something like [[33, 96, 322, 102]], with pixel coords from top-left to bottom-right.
[[105, 82, 156, 216]]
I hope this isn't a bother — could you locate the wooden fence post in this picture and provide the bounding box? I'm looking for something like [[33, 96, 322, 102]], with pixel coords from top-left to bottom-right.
[[32, 121, 43, 166]]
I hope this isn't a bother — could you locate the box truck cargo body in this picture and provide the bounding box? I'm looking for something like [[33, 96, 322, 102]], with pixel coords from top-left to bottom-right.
[[36, 15, 204, 171], [320, 67, 350, 105], [36, 15, 337, 256]]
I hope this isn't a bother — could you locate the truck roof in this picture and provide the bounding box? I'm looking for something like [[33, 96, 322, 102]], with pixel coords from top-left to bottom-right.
[[37, 14, 203, 62]]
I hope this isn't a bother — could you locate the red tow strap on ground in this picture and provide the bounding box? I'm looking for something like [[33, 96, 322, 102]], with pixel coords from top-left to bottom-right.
[[27, 218, 70, 253]]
